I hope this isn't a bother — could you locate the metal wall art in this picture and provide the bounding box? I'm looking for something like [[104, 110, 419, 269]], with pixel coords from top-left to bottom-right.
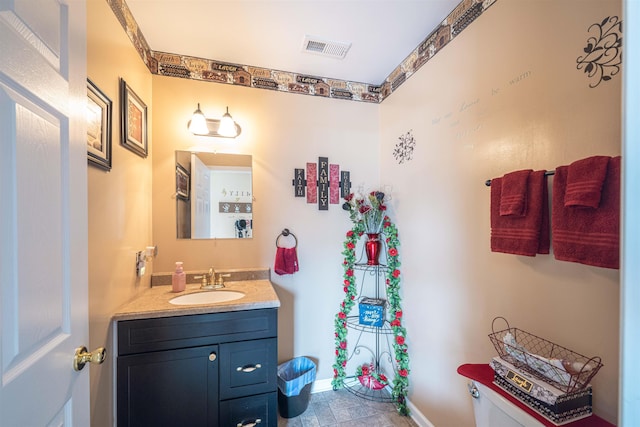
[[576, 16, 622, 88], [393, 130, 416, 165], [292, 157, 351, 210]]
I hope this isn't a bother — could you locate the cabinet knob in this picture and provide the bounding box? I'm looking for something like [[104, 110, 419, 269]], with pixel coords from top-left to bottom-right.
[[236, 363, 261, 373], [209, 352, 217, 362], [237, 418, 261, 427]]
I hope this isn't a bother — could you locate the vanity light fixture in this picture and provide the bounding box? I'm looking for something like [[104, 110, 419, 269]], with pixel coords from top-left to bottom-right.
[[187, 104, 242, 138]]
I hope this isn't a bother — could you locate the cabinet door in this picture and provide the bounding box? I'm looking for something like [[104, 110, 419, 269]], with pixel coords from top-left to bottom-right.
[[219, 338, 277, 400], [117, 345, 219, 426], [219, 392, 277, 427]]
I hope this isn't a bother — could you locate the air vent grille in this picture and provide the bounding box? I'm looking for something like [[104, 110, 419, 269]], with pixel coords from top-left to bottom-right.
[[302, 35, 351, 59]]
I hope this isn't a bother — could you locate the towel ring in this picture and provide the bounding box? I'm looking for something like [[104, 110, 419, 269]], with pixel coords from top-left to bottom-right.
[[276, 228, 298, 248]]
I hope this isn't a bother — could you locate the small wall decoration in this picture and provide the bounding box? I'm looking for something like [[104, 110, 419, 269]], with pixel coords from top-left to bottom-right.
[[292, 157, 351, 210], [176, 164, 189, 200], [393, 130, 416, 165], [86, 79, 112, 171], [119, 78, 148, 157], [219, 202, 252, 213], [576, 16, 622, 88]]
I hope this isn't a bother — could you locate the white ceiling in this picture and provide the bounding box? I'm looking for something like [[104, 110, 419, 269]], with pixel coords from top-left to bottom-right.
[[126, 0, 461, 85]]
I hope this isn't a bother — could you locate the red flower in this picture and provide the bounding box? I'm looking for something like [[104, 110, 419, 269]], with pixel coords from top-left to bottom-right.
[[359, 205, 371, 215], [344, 279, 350, 286], [396, 336, 405, 345], [378, 374, 388, 382], [399, 369, 408, 377], [389, 248, 398, 257], [386, 278, 390, 285], [391, 319, 401, 327], [342, 360, 347, 367], [338, 312, 346, 319], [339, 341, 347, 349], [343, 286, 349, 293], [361, 365, 370, 375], [333, 368, 338, 376], [384, 221, 391, 228], [346, 269, 354, 277], [335, 349, 339, 355], [396, 311, 403, 318], [347, 242, 355, 249], [380, 205, 387, 211], [392, 269, 401, 278], [346, 230, 354, 237]]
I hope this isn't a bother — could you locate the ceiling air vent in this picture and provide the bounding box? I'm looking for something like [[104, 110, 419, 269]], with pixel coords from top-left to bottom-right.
[[301, 35, 351, 59]]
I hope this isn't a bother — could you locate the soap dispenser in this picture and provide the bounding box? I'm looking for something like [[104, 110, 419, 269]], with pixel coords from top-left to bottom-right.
[[172, 262, 186, 292]]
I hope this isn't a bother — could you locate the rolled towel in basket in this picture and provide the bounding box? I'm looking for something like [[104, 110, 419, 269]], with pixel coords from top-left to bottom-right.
[[502, 333, 593, 386]]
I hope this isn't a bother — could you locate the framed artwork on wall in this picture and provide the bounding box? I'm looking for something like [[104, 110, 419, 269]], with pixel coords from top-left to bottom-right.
[[176, 164, 190, 200], [119, 78, 148, 157], [86, 79, 112, 170]]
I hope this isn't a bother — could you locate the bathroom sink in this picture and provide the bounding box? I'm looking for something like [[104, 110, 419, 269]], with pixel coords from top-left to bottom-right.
[[169, 291, 245, 305]]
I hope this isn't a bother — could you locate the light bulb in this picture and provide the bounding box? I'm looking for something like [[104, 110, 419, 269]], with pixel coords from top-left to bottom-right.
[[188, 103, 209, 135]]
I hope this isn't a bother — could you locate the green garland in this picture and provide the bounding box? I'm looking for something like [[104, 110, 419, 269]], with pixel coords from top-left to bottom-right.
[[331, 215, 410, 415]]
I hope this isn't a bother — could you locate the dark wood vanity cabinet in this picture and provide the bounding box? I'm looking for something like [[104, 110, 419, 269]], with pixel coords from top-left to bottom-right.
[[117, 308, 278, 427]]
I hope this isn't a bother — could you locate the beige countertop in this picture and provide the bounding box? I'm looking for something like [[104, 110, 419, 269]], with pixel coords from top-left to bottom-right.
[[112, 279, 280, 321]]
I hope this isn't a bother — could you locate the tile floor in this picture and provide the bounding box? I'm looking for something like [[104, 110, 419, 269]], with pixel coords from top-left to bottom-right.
[[277, 389, 418, 427]]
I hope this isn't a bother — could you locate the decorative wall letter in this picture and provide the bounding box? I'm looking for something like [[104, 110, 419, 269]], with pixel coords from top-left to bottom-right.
[[292, 157, 351, 210]]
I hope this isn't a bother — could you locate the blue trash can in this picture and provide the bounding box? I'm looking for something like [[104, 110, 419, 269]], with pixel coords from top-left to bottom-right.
[[276, 357, 317, 418]]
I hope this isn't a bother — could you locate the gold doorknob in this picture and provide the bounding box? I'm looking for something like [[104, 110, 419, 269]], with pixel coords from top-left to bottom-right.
[[73, 346, 106, 371]]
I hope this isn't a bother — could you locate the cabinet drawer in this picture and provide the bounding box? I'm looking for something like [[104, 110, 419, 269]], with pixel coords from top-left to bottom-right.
[[219, 338, 277, 400], [118, 308, 277, 355], [219, 392, 277, 427]]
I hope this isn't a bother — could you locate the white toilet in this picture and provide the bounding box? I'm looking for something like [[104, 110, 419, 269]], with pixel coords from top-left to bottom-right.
[[467, 380, 546, 427]]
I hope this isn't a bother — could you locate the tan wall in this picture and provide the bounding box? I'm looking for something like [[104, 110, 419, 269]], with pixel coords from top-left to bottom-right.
[[88, 0, 623, 425], [380, 0, 621, 425], [150, 75, 380, 376], [87, 0, 154, 425]]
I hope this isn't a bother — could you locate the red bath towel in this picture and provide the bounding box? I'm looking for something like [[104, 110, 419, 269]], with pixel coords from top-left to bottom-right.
[[564, 155, 610, 208], [552, 156, 620, 269], [500, 169, 532, 216], [491, 170, 550, 256], [274, 247, 299, 275]]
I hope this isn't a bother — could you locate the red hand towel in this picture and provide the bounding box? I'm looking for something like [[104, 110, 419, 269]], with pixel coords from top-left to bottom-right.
[[552, 156, 620, 269], [500, 169, 532, 216], [274, 247, 299, 275], [491, 170, 550, 256], [564, 155, 610, 208]]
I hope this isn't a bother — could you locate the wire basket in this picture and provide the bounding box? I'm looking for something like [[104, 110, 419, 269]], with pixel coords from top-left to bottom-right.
[[488, 317, 603, 394]]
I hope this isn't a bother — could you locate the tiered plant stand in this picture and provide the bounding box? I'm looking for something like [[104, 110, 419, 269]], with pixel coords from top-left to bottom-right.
[[332, 217, 410, 415]]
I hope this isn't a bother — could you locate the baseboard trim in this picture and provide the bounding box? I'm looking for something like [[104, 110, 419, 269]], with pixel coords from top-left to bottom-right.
[[310, 378, 334, 394], [310, 378, 435, 426]]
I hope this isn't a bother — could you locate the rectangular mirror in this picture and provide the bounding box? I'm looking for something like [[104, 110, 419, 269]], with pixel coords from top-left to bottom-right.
[[176, 151, 252, 239]]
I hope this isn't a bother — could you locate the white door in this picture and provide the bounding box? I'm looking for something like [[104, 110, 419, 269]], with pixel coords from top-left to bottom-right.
[[0, 0, 89, 425], [192, 153, 212, 238]]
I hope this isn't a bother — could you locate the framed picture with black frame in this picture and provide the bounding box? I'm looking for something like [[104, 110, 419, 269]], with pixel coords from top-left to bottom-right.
[[86, 79, 112, 170], [119, 78, 148, 157], [176, 164, 190, 200]]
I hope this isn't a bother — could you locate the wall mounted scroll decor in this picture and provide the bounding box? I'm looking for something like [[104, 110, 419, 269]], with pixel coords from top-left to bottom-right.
[[576, 16, 622, 88], [292, 157, 351, 210], [393, 130, 416, 165]]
